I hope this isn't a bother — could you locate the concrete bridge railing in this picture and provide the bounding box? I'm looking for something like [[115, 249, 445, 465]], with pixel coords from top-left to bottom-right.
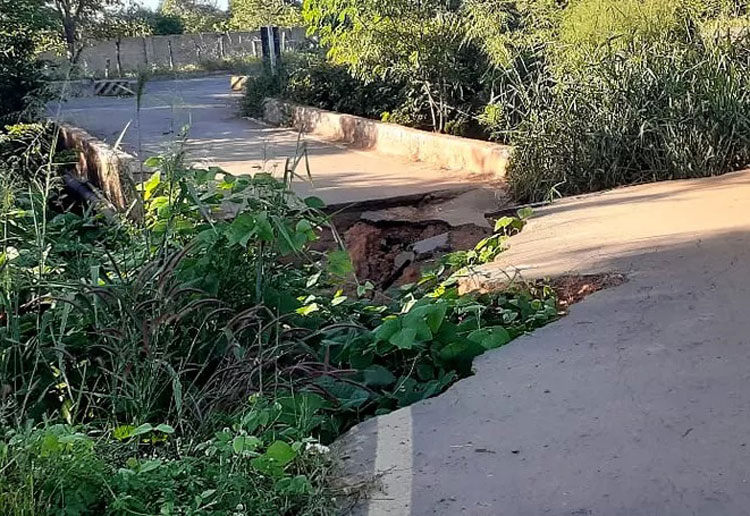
[[262, 98, 511, 180]]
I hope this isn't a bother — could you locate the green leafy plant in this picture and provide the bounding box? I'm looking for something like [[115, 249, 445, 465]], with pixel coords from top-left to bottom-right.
[[1, 120, 557, 512]]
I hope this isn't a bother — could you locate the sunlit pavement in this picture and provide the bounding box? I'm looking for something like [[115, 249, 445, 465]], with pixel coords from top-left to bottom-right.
[[51, 75, 497, 206], [337, 170, 750, 515]]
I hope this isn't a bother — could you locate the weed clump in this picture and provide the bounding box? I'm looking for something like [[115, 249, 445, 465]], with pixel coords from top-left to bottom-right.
[[0, 124, 555, 513]]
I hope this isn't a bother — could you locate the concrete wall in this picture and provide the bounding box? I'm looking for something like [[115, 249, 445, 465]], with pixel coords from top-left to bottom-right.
[[263, 99, 512, 179], [59, 123, 143, 218], [48, 29, 306, 76]]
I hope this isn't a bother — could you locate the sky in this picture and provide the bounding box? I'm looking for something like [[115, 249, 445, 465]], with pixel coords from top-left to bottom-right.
[[137, 0, 229, 11]]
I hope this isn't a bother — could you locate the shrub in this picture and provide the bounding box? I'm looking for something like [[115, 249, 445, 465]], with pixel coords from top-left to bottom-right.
[[1, 116, 557, 512], [150, 12, 185, 35], [0, 415, 336, 515], [243, 53, 404, 121], [243, 69, 286, 116], [0, 0, 46, 122], [283, 54, 404, 120], [508, 31, 750, 202]]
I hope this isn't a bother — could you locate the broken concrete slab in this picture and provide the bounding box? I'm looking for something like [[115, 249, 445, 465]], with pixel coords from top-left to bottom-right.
[[394, 251, 416, 269], [361, 187, 506, 228], [412, 232, 449, 257]]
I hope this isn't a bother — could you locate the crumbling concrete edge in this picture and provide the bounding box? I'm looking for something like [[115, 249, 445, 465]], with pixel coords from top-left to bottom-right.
[[57, 123, 144, 220], [262, 98, 512, 179]]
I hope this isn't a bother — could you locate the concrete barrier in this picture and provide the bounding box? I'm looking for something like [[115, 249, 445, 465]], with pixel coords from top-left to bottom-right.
[[58, 124, 143, 219], [230, 75, 248, 91], [262, 99, 511, 179], [93, 79, 135, 96]]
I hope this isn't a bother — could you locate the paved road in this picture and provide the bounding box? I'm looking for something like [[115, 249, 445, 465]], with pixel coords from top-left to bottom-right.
[[51, 76, 491, 205], [337, 170, 750, 515]]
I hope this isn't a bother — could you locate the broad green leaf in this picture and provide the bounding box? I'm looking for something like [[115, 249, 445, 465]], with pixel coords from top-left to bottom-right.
[[233, 435, 261, 455], [405, 302, 448, 333], [327, 250, 353, 277], [357, 281, 375, 297], [306, 271, 322, 287], [255, 213, 275, 241], [390, 327, 417, 349], [517, 207, 534, 220], [374, 318, 400, 342], [275, 474, 312, 495], [275, 220, 302, 255], [315, 377, 370, 410], [296, 303, 320, 316], [391, 377, 443, 408], [142, 171, 161, 201], [402, 313, 432, 341], [144, 156, 161, 168], [468, 327, 511, 350], [296, 219, 313, 234], [40, 434, 60, 457], [494, 216, 515, 232], [138, 459, 161, 473], [331, 294, 348, 306], [438, 340, 484, 375], [304, 196, 326, 209], [226, 213, 256, 247], [265, 440, 297, 466], [361, 365, 396, 387], [132, 423, 154, 436], [416, 363, 436, 381], [155, 424, 175, 434], [194, 168, 219, 185]]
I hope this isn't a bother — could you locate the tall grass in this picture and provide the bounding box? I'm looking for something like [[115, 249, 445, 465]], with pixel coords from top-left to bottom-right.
[[508, 31, 750, 201]]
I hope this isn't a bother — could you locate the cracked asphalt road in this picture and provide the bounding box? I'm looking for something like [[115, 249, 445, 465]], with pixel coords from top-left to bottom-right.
[[336, 170, 750, 516]]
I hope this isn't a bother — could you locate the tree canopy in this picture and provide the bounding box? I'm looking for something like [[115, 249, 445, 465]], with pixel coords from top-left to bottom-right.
[[229, 0, 301, 31], [160, 0, 228, 33]]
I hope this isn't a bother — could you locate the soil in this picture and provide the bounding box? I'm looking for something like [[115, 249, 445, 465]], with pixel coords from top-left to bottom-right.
[[343, 221, 491, 287], [320, 206, 628, 304], [313, 202, 494, 289], [550, 273, 628, 309]]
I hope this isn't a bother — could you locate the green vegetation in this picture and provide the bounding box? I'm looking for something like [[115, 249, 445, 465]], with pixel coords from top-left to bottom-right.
[[10, 0, 750, 511], [229, 0, 302, 31], [508, 32, 750, 201], [0, 109, 556, 511], [244, 0, 750, 201], [243, 53, 404, 121], [160, 0, 228, 33], [0, 0, 50, 121]]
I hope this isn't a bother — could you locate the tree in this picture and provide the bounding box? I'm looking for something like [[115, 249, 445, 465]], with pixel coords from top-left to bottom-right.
[[0, 0, 48, 120], [160, 0, 228, 33], [229, 0, 301, 31], [302, 0, 569, 133], [51, 0, 122, 62], [303, 0, 487, 132], [151, 12, 185, 34]]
